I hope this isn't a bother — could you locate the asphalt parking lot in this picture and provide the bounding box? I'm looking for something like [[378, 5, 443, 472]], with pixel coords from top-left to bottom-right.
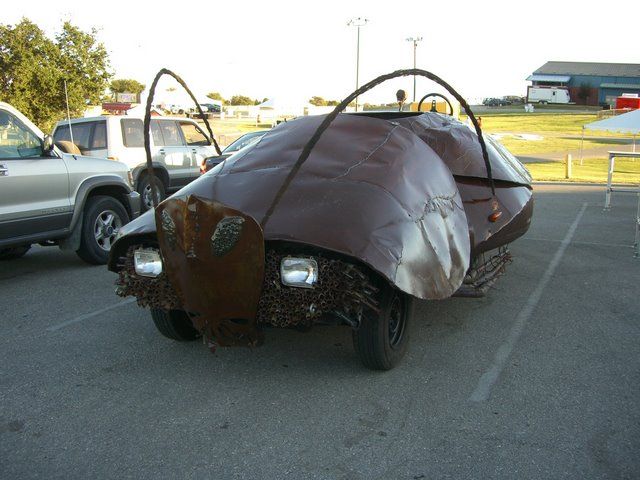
[[1, 184, 639, 479]]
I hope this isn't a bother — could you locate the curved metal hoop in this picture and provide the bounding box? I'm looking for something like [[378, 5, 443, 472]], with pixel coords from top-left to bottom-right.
[[261, 68, 495, 227], [143, 68, 222, 209]]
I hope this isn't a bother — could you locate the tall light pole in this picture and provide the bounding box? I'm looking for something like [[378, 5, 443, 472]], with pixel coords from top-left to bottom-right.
[[406, 36, 423, 103], [347, 17, 368, 112]]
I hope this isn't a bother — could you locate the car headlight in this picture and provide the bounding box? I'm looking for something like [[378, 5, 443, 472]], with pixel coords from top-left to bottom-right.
[[134, 248, 163, 277], [280, 257, 318, 288]]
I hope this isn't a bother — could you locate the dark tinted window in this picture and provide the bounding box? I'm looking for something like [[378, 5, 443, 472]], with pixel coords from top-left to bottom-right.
[[159, 120, 183, 147], [91, 121, 107, 149], [54, 122, 93, 150], [151, 120, 164, 146], [120, 118, 144, 147]]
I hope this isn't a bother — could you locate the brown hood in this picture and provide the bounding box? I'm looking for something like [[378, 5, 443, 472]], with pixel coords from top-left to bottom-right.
[[113, 113, 474, 300], [189, 113, 472, 300]]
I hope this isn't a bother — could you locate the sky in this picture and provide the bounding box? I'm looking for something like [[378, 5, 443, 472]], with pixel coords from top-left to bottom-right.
[[4, 0, 639, 105]]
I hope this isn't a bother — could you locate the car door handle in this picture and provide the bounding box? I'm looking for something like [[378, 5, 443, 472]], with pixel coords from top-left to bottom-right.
[[191, 148, 197, 154], [158, 149, 166, 155], [0, 164, 8, 176]]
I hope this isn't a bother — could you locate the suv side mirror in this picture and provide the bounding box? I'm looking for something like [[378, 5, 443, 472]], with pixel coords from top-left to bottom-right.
[[43, 135, 54, 153]]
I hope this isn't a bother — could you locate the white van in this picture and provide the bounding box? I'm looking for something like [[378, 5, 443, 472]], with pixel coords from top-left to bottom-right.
[[53, 116, 218, 209]]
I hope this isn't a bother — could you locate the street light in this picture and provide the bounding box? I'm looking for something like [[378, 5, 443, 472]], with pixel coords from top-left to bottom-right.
[[347, 17, 368, 112], [406, 36, 423, 103]]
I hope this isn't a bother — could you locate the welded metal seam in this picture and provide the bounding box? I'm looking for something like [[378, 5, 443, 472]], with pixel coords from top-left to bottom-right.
[[331, 125, 399, 180]]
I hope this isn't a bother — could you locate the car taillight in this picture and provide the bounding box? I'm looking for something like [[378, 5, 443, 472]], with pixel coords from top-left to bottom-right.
[[200, 160, 207, 174]]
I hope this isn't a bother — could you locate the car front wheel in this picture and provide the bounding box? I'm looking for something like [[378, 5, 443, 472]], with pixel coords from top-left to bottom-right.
[[352, 284, 414, 370], [150, 308, 201, 341], [76, 195, 129, 265]]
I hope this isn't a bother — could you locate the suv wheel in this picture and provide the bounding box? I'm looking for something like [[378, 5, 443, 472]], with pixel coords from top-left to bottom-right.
[[138, 174, 166, 211], [76, 195, 129, 265], [0, 245, 31, 260]]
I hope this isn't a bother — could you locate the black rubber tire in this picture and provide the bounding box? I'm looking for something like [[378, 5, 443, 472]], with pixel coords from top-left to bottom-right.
[[150, 308, 201, 341], [76, 195, 129, 265], [138, 174, 166, 211], [0, 245, 31, 260], [352, 285, 414, 370]]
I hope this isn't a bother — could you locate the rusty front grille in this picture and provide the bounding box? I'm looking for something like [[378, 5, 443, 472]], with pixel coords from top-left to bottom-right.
[[115, 246, 379, 329]]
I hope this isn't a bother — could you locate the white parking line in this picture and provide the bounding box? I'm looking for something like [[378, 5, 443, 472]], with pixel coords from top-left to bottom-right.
[[521, 237, 632, 249], [470, 202, 588, 402], [47, 298, 137, 332]]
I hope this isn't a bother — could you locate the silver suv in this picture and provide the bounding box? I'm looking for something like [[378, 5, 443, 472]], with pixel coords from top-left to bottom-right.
[[52, 116, 219, 210], [0, 102, 140, 264]]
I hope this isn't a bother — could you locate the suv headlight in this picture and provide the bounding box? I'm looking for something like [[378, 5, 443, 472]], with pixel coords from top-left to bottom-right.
[[280, 257, 318, 288], [134, 248, 163, 277]]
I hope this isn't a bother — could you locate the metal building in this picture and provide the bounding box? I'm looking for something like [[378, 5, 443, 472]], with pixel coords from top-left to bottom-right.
[[527, 61, 640, 106]]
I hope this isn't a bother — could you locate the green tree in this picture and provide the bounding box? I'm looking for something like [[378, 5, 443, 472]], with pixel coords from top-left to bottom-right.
[[0, 18, 111, 132], [0, 19, 61, 131], [111, 79, 145, 95], [229, 95, 255, 106], [206, 91, 225, 103], [309, 96, 327, 106], [56, 22, 110, 106]]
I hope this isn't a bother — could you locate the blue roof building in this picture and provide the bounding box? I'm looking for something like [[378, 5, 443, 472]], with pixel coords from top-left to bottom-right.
[[527, 61, 640, 106]]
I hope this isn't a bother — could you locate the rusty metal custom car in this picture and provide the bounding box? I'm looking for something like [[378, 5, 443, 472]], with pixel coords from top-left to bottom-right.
[[107, 69, 533, 370]]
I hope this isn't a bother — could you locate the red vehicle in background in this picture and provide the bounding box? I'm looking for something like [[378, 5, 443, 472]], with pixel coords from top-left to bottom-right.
[[615, 95, 640, 110]]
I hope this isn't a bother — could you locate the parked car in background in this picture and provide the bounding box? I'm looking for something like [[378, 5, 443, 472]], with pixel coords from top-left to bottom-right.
[[503, 95, 525, 104], [482, 97, 507, 107], [0, 102, 140, 264], [198, 102, 222, 113], [201, 130, 267, 172], [53, 116, 219, 210], [167, 104, 190, 115]]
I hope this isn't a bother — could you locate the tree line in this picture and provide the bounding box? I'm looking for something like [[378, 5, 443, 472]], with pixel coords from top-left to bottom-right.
[[0, 18, 380, 132], [0, 19, 110, 131]]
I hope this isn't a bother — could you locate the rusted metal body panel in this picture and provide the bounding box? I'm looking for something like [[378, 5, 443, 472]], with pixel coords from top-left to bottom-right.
[[109, 111, 533, 345], [114, 113, 473, 300], [393, 113, 531, 184], [155, 196, 265, 346], [456, 179, 533, 256]]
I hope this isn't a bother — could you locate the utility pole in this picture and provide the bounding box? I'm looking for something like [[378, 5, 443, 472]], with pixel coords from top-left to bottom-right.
[[406, 36, 423, 103], [347, 17, 369, 112]]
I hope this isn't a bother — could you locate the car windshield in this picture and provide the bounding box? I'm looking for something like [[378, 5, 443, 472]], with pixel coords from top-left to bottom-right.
[[222, 132, 266, 154]]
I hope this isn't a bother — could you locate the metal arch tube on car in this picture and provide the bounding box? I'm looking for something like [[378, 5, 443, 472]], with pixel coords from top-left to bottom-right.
[[259, 68, 495, 231]]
